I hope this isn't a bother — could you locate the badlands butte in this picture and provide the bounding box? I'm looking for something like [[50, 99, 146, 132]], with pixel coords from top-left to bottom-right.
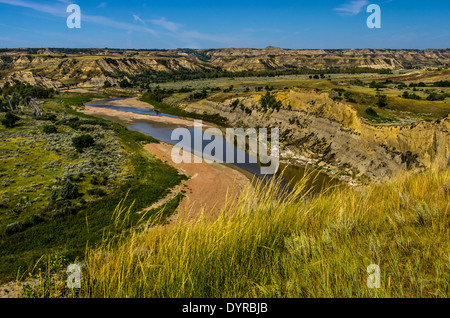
[[1, 47, 450, 182]]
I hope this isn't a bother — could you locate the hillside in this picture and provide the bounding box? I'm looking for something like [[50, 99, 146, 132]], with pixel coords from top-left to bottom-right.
[[16, 165, 450, 298], [1, 48, 449, 89]]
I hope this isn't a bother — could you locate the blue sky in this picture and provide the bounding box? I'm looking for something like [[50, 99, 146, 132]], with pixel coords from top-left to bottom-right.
[[0, 0, 449, 49]]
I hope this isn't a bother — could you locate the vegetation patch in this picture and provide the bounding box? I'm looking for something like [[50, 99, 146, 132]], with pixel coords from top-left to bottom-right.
[[0, 91, 186, 283]]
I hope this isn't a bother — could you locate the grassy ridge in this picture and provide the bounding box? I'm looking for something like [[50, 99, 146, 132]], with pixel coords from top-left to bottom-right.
[[78, 167, 449, 298]]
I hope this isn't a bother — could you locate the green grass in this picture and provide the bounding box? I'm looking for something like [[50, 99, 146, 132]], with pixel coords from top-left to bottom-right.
[[345, 86, 450, 123], [0, 97, 186, 283]]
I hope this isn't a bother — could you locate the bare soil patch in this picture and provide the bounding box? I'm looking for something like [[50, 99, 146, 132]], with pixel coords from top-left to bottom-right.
[[144, 142, 250, 220]]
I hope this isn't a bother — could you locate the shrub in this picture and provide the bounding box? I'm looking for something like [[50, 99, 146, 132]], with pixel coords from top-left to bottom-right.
[[402, 91, 421, 100], [433, 80, 450, 87], [259, 92, 282, 111], [90, 176, 99, 185], [50, 188, 59, 203], [369, 81, 387, 89], [87, 187, 107, 197], [1, 113, 20, 128], [189, 89, 208, 100], [344, 91, 356, 103], [365, 107, 378, 117], [45, 114, 57, 121], [230, 99, 240, 110], [60, 181, 80, 200], [72, 134, 95, 153], [426, 93, 445, 101], [43, 125, 58, 134], [24, 214, 44, 226], [376, 94, 388, 108], [4, 222, 23, 236]]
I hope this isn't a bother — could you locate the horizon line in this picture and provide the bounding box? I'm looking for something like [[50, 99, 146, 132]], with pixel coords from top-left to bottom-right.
[[1, 47, 450, 51]]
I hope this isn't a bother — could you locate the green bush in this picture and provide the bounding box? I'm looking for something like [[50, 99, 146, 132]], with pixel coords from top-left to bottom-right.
[[259, 92, 282, 111], [43, 125, 58, 134], [1, 113, 20, 128], [4, 222, 23, 236], [426, 93, 445, 101], [344, 91, 356, 103], [87, 187, 107, 197], [72, 134, 95, 152], [365, 107, 378, 117], [60, 181, 80, 200], [46, 114, 58, 121], [402, 91, 421, 100], [376, 94, 388, 108], [50, 188, 59, 203]]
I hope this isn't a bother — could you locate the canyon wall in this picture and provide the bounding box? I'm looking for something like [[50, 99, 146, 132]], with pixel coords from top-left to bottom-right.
[[1, 48, 449, 88], [184, 89, 450, 181]]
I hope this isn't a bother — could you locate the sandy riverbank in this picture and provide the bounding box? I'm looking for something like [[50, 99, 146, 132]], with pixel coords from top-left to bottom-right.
[[81, 105, 200, 127], [108, 96, 155, 109], [82, 105, 250, 218], [144, 142, 251, 220]]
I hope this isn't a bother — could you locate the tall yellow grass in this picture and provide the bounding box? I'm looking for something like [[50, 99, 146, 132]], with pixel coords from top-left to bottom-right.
[[80, 167, 449, 298]]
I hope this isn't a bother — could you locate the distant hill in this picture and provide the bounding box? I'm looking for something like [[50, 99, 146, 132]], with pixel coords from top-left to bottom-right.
[[0, 48, 449, 88]]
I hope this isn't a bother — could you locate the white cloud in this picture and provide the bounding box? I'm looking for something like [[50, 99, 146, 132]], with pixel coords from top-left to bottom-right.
[[334, 0, 370, 15], [0, 0, 158, 36], [133, 15, 146, 25], [149, 17, 182, 32], [0, 0, 236, 47], [0, 0, 67, 16]]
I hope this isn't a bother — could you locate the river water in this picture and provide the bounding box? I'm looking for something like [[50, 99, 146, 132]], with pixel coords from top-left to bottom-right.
[[85, 98, 340, 194]]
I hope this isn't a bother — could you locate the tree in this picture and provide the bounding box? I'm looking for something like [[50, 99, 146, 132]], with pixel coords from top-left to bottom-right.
[[103, 80, 112, 88]]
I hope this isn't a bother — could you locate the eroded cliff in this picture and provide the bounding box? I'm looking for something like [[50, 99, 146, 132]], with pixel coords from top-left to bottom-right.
[[183, 88, 450, 181]]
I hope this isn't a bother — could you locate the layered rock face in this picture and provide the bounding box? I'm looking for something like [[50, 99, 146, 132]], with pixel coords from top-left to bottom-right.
[[1, 48, 449, 88], [185, 89, 450, 180]]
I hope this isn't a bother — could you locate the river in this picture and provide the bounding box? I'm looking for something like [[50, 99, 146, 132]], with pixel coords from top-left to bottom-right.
[[85, 98, 341, 194]]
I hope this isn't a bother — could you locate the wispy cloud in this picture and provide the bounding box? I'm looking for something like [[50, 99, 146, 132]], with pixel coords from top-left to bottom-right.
[[0, 0, 236, 47], [0, 0, 67, 16], [334, 0, 370, 16], [0, 0, 158, 36], [133, 15, 146, 26], [149, 17, 183, 32]]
